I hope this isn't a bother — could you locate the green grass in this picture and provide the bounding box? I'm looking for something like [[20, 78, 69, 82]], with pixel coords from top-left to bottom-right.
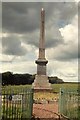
[[51, 83, 79, 93], [1, 83, 80, 119], [34, 83, 79, 100], [2, 85, 32, 119], [2, 83, 79, 93], [2, 85, 31, 94], [2, 104, 22, 118], [1, 83, 79, 100]]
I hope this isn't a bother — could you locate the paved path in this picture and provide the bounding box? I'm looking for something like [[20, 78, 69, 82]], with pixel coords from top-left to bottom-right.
[[33, 102, 59, 119]]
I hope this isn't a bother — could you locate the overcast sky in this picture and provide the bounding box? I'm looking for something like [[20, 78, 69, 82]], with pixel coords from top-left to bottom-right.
[[0, 1, 79, 82]]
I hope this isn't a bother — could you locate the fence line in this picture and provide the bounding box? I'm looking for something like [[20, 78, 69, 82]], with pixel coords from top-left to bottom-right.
[[1, 88, 34, 119], [59, 88, 80, 120]]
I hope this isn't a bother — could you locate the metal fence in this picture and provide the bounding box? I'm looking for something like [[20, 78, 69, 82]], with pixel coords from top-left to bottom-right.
[[59, 88, 80, 120], [1, 88, 34, 120]]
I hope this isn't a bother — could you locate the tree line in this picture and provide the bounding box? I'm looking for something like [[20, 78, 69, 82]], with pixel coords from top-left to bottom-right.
[[1, 71, 64, 86]]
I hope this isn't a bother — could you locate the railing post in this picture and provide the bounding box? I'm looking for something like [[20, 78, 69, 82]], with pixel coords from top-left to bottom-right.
[[59, 88, 79, 119], [59, 88, 61, 114], [30, 89, 34, 119], [59, 88, 64, 114], [2, 87, 33, 119]]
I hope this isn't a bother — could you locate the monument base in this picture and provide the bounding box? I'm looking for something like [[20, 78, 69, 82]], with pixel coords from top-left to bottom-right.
[[32, 75, 52, 91]]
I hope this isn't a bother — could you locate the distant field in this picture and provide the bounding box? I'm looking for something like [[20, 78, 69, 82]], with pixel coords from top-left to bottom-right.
[[2, 83, 79, 93], [1, 83, 79, 100], [34, 83, 79, 100], [2, 85, 31, 94], [51, 83, 79, 93]]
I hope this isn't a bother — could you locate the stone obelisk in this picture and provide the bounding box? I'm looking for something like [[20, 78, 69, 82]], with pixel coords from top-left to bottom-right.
[[33, 8, 51, 90]]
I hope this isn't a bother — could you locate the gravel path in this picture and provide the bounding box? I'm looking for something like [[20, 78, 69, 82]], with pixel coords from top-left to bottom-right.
[[33, 102, 59, 119]]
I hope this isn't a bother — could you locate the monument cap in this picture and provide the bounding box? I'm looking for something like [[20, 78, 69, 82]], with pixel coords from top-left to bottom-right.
[[42, 8, 44, 11]]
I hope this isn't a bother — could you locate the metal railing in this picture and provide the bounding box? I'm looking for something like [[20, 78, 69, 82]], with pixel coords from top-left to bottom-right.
[[1, 88, 33, 119], [59, 88, 80, 120]]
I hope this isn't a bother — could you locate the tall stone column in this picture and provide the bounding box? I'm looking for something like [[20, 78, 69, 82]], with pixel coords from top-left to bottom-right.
[[32, 8, 51, 90], [36, 8, 48, 75], [39, 8, 45, 59]]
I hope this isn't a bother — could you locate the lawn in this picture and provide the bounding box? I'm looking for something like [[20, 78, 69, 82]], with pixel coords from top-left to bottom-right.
[[1, 83, 79, 99], [1, 83, 79, 119], [1, 85, 32, 119], [51, 83, 79, 93], [2, 85, 31, 94], [2, 83, 79, 92]]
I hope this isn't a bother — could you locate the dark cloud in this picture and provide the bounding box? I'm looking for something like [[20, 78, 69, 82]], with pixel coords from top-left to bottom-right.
[[78, 42, 80, 58], [2, 2, 78, 60], [22, 32, 64, 48], [57, 2, 77, 26], [2, 2, 54, 33], [22, 32, 39, 48], [78, 2, 80, 58], [45, 26, 64, 48], [0, 2, 2, 30], [54, 45, 78, 61], [2, 35, 27, 56], [2, 2, 39, 33], [2, 2, 77, 33], [46, 38, 64, 48], [55, 52, 78, 61]]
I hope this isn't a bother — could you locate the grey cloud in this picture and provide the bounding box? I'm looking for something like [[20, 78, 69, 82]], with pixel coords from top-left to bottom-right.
[[45, 25, 64, 48], [2, 2, 77, 33], [78, 2, 80, 59], [22, 31, 64, 48], [46, 38, 64, 48], [2, 35, 27, 56], [23, 37, 63, 48], [2, 2, 78, 60], [78, 42, 80, 58], [54, 45, 78, 61], [2, 3, 39, 33], [55, 52, 78, 61], [22, 32, 39, 48], [22, 19, 64, 48], [2, 2, 54, 33], [57, 3, 77, 26]]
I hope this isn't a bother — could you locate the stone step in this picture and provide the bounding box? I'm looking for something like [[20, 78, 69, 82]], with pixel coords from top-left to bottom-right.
[[33, 75, 52, 89], [33, 83, 51, 88]]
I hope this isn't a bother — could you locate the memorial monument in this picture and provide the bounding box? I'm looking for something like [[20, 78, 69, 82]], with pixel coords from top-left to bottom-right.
[[32, 8, 51, 90]]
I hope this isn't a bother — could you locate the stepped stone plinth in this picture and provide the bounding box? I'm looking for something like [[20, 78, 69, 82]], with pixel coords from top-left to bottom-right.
[[33, 75, 51, 89]]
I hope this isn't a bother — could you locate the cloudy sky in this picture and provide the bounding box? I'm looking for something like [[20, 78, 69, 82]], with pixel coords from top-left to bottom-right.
[[0, 1, 79, 82]]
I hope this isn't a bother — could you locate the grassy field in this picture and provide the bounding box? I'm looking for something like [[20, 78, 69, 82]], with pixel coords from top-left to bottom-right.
[[1, 83, 80, 119], [1, 83, 79, 100], [2, 85, 31, 94], [1, 85, 32, 119], [51, 83, 79, 93], [2, 83, 79, 92]]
